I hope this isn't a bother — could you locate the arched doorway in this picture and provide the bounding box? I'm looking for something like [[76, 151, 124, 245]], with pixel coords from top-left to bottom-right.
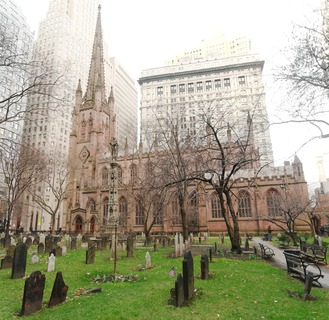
[[75, 216, 83, 234], [90, 216, 95, 234]]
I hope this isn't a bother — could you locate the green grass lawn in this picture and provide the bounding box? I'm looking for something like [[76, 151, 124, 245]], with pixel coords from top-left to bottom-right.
[[1, 241, 329, 320]]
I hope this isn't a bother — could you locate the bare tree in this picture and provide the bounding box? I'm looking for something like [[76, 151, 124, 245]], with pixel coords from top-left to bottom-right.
[[28, 155, 70, 235], [0, 143, 47, 236], [263, 186, 311, 245], [273, 5, 329, 140]]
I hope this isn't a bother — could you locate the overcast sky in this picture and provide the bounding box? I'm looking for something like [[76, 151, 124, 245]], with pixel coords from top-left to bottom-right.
[[15, 0, 327, 188]]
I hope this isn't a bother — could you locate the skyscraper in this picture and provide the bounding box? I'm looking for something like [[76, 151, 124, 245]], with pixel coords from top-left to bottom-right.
[[139, 36, 273, 167], [19, 0, 138, 232], [0, 0, 33, 225]]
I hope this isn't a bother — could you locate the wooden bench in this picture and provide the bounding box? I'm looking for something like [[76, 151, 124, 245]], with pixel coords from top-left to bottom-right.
[[283, 251, 323, 287], [300, 240, 327, 265], [258, 243, 275, 259]]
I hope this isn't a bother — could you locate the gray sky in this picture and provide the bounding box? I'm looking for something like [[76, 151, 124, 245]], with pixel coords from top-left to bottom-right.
[[16, 0, 327, 188]]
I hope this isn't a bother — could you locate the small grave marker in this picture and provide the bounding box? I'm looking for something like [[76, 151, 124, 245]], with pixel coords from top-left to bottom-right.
[[48, 271, 68, 308]]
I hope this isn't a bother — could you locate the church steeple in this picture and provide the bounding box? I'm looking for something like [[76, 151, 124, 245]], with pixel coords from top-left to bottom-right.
[[83, 5, 106, 107]]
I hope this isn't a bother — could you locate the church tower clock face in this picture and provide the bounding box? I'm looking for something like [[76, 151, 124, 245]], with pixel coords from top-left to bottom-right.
[[79, 146, 90, 163]]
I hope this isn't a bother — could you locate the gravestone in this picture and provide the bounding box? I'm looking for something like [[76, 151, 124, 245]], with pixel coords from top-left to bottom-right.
[[1, 244, 15, 269], [153, 241, 157, 252], [201, 253, 209, 280], [76, 234, 82, 248], [62, 246, 67, 256], [45, 235, 53, 254], [244, 238, 250, 251], [39, 233, 46, 246], [4, 236, 11, 249], [209, 248, 213, 262], [33, 238, 39, 245], [20, 271, 45, 316], [11, 242, 27, 279], [71, 238, 77, 250], [183, 250, 194, 300], [37, 243, 45, 255], [48, 271, 68, 308], [55, 246, 62, 257], [48, 253, 55, 272], [25, 237, 32, 248], [171, 273, 185, 307], [318, 236, 322, 247], [145, 252, 151, 269], [31, 253, 39, 265], [86, 245, 96, 264]]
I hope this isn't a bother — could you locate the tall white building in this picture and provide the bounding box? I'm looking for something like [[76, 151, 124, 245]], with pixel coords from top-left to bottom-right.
[[139, 37, 273, 167], [0, 0, 33, 219]]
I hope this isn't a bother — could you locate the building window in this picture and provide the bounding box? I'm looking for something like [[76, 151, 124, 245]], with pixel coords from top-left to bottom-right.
[[188, 83, 194, 93], [211, 193, 222, 218], [238, 191, 252, 217], [135, 198, 144, 225], [81, 121, 86, 140], [238, 76, 246, 86], [205, 80, 212, 91], [157, 86, 163, 96], [130, 164, 138, 184], [188, 190, 198, 227], [170, 85, 177, 94], [153, 195, 163, 225], [197, 82, 203, 92], [224, 78, 230, 88], [179, 84, 185, 94], [171, 194, 181, 224], [266, 189, 282, 217], [119, 196, 128, 226], [103, 198, 109, 224], [88, 199, 96, 212], [101, 167, 108, 187]]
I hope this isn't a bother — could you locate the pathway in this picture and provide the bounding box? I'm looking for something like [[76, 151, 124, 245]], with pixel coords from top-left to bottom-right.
[[253, 237, 329, 289]]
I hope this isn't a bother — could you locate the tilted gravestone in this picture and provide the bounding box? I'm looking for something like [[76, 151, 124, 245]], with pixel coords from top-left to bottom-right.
[[37, 243, 45, 255], [48, 271, 68, 308], [183, 250, 194, 300], [201, 253, 209, 280], [20, 271, 45, 316], [11, 242, 27, 279], [86, 244, 96, 264]]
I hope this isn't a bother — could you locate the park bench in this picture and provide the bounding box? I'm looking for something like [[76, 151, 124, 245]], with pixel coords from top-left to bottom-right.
[[283, 251, 324, 287], [300, 239, 327, 265], [258, 243, 275, 260]]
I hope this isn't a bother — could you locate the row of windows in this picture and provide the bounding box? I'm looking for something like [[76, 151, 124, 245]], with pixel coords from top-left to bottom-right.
[[156, 76, 246, 96]]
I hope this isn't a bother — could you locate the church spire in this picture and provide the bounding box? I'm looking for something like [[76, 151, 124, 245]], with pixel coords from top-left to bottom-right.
[[83, 5, 106, 106]]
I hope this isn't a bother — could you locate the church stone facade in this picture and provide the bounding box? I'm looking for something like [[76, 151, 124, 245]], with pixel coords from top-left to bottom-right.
[[64, 7, 310, 238]]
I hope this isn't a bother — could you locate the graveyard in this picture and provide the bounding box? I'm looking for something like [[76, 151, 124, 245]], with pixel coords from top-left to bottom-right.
[[1, 234, 329, 319]]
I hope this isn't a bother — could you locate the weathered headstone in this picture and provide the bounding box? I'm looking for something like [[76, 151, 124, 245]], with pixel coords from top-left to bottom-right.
[[31, 253, 39, 265], [183, 250, 194, 300], [11, 242, 27, 279], [172, 273, 185, 307], [33, 238, 39, 245], [201, 253, 209, 280], [86, 244, 95, 264], [145, 252, 151, 269], [45, 235, 53, 254], [39, 233, 46, 246], [48, 271, 68, 308], [71, 238, 77, 250], [62, 246, 67, 256], [37, 243, 45, 255], [21, 271, 45, 316], [48, 253, 55, 272], [1, 245, 15, 269], [4, 236, 11, 249]]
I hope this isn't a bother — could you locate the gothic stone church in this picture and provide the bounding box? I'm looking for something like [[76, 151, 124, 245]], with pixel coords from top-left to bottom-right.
[[64, 7, 309, 237]]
